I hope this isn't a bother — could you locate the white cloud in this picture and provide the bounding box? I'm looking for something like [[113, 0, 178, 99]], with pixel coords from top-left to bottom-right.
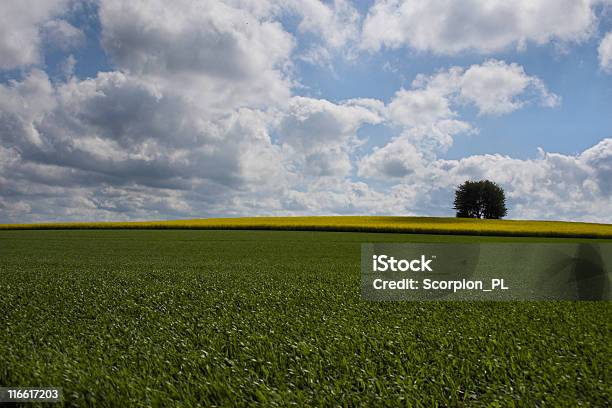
[[278, 96, 383, 178], [280, 97, 382, 148], [99, 0, 294, 112], [0, 0, 72, 70], [579, 138, 612, 194], [388, 88, 454, 127], [221, 0, 362, 66], [42, 19, 85, 50], [0, 69, 287, 195], [361, 0, 598, 54], [599, 32, 612, 72], [0, 70, 384, 221], [403, 120, 475, 154], [100, 0, 293, 79], [291, 0, 360, 50], [0, 70, 57, 148], [458, 60, 561, 115], [407, 60, 560, 116], [2, 1, 373, 222], [358, 137, 425, 179]]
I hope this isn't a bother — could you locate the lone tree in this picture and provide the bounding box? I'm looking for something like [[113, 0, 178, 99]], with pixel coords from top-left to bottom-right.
[[453, 180, 507, 219]]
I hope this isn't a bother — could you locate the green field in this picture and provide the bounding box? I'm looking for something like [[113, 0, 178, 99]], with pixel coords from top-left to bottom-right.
[[1, 230, 611, 406]]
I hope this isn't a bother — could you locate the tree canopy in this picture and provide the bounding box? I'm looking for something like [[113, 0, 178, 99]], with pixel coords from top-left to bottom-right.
[[453, 180, 508, 219]]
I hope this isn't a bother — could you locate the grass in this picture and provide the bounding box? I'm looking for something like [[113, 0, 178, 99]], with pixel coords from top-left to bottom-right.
[[0, 229, 610, 407], [1, 216, 612, 239]]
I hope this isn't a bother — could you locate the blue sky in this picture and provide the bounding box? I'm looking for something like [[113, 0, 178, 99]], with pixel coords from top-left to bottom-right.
[[0, 0, 611, 223]]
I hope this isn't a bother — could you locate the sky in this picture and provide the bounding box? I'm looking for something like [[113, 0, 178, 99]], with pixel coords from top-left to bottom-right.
[[0, 0, 611, 223]]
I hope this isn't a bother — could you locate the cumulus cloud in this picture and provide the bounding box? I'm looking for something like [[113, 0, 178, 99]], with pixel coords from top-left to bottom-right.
[[99, 0, 294, 112], [278, 96, 383, 178], [291, 0, 360, 50], [458, 60, 561, 114], [100, 0, 292, 78], [0, 0, 73, 70], [358, 137, 425, 179], [0, 0, 328, 222], [0, 70, 384, 222], [388, 88, 455, 127], [0, 69, 287, 207], [249, 0, 362, 65], [599, 32, 612, 72], [361, 0, 598, 54], [405, 60, 560, 117]]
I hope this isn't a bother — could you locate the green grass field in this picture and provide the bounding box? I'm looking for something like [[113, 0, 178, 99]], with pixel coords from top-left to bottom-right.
[[1, 229, 610, 406]]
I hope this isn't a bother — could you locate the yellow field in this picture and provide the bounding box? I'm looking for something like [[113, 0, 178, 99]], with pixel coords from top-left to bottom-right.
[[1, 216, 611, 238]]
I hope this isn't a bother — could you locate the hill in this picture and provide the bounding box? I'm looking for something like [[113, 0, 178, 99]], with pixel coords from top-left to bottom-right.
[[1, 216, 611, 239]]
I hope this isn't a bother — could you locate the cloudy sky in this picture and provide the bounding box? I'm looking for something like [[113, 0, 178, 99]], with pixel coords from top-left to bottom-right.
[[1, 0, 611, 223]]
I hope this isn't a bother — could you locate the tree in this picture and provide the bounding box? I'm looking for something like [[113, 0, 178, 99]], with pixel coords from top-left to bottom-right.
[[453, 180, 507, 219]]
